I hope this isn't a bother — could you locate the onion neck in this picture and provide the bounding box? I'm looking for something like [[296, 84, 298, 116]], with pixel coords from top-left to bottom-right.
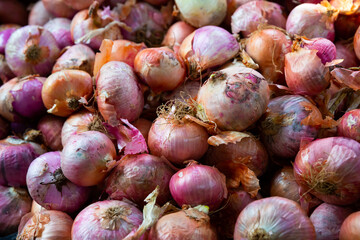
[[101, 206, 134, 230], [88, 1, 101, 27], [40, 168, 67, 193], [24, 31, 49, 64], [67, 97, 80, 110], [249, 228, 270, 240]]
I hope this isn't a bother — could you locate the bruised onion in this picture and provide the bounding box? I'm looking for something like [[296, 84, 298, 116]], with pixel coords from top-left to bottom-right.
[[37, 115, 65, 151], [0, 186, 31, 236], [96, 61, 144, 125], [0, 25, 19, 55], [41, 70, 93, 117], [52, 44, 95, 75], [134, 47, 186, 93], [270, 166, 300, 203], [294, 137, 360, 205], [337, 109, 360, 142], [5, 26, 60, 77], [42, 0, 77, 18], [44, 18, 73, 49], [61, 131, 116, 186], [26, 152, 91, 213], [197, 66, 270, 131], [162, 21, 196, 53], [234, 197, 316, 239], [28, 1, 54, 26], [336, 41, 359, 68], [339, 211, 360, 240]]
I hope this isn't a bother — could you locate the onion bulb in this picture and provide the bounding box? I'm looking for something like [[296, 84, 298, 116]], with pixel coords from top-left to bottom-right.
[[339, 211, 360, 240], [37, 114, 65, 151]]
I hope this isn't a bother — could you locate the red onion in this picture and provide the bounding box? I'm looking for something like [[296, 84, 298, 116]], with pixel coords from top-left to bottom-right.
[[270, 166, 300, 202], [150, 206, 217, 239], [169, 163, 227, 210], [0, 25, 19, 55], [0, 186, 31, 236], [71, 200, 144, 239], [337, 109, 360, 142], [231, 1, 286, 38], [162, 80, 200, 103], [26, 151, 91, 213], [245, 28, 292, 84], [134, 47, 186, 93], [44, 18, 73, 49], [61, 131, 116, 186], [179, 26, 239, 78], [52, 44, 95, 75], [339, 211, 360, 239], [63, 0, 105, 10], [28, 1, 54, 26], [0, 136, 46, 187], [37, 114, 65, 151], [0, 116, 9, 139], [286, 2, 338, 41], [335, 13, 360, 40], [225, 0, 263, 25], [105, 154, 175, 206], [96, 61, 144, 125], [18, 210, 73, 239], [42, 0, 77, 18], [162, 21, 196, 53], [5, 26, 60, 77], [234, 197, 315, 239], [197, 66, 270, 131], [310, 203, 353, 240], [335, 41, 359, 68], [0, 54, 15, 84], [102, 0, 126, 7], [132, 118, 152, 143], [294, 137, 360, 205], [0, 0, 27, 25]]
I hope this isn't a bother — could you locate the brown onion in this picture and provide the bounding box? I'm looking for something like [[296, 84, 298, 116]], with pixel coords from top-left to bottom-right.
[[339, 211, 360, 240]]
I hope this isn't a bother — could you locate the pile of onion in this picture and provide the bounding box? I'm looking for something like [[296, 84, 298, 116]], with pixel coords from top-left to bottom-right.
[[44, 18, 73, 49]]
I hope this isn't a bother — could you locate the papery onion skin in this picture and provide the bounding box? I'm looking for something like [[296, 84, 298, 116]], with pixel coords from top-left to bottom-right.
[[0, 186, 31, 236], [44, 18, 73, 49], [148, 116, 209, 165], [105, 154, 175, 206], [294, 137, 360, 205], [0, 25, 19, 55], [175, 0, 227, 28], [37, 114, 65, 151], [62, 0, 104, 10], [335, 42, 359, 68], [0, 137, 46, 187], [5, 26, 60, 77], [0, 0, 27, 25], [337, 109, 360, 142], [96, 61, 144, 125], [18, 210, 73, 240], [245, 28, 292, 84], [302, 37, 336, 65], [339, 211, 360, 240], [134, 47, 186, 93], [234, 197, 316, 240], [52, 44, 95, 75], [42, 70, 93, 117], [29, 1, 54, 26], [310, 203, 353, 240], [26, 151, 91, 213], [0, 54, 15, 84], [169, 163, 227, 210], [197, 66, 270, 131], [270, 166, 300, 203], [61, 131, 116, 186], [71, 200, 144, 240], [231, 1, 286, 37], [353, 25, 360, 60], [259, 95, 318, 158], [225, 0, 263, 25], [132, 118, 152, 143], [0, 116, 9, 140], [286, 3, 336, 41], [162, 21, 196, 53], [42, 0, 77, 18]]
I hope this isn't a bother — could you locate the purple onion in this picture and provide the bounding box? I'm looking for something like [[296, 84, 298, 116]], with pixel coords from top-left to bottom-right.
[[0, 54, 15, 84], [71, 200, 144, 239], [44, 18, 73, 49], [0, 136, 46, 187], [37, 115, 65, 151], [0, 25, 19, 54], [336, 41, 359, 68], [0, 116, 9, 139], [0, 186, 31, 236], [310, 203, 353, 240], [26, 151, 91, 213], [302, 38, 336, 65], [29, 1, 54, 26], [5, 26, 60, 77]]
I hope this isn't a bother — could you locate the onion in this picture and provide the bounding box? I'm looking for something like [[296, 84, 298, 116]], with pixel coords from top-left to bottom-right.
[[337, 109, 360, 142], [26, 151, 91, 213], [17, 210, 73, 239], [175, 0, 226, 28], [0, 25, 19, 55], [310, 203, 353, 240], [62, 0, 105, 10], [52, 44, 95, 75], [94, 39, 146, 76], [245, 28, 292, 84], [5, 26, 60, 77], [0, 116, 9, 139], [41, 70, 93, 117], [179, 26, 239, 78], [197, 66, 270, 131], [0, 75, 46, 122], [339, 211, 360, 240], [61, 131, 116, 186], [132, 118, 152, 143], [148, 115, 209, 165], [225, 0, 263, 25], [270, 166, 300, 203], [71, 200, 144, 239], [29, 1, 54, 26], [0, 136, 46, 187], [44, 18, 73, 49], [105, 153, 175, 206], [0, 186, 31, 236], [259, 95, 319, 158], [37, 115, 65, 151], [294, 137, 360, 205], [162, 80, 200, 103], [169, 163, 227, 210], [0, 54, 15, 84], [353, 25, 360, 60], [42, 0, 77, 18], [134, 47, 186, 93], [286, 2, 338, 41], [231, 1, 286, 38], [96, 61, 144, 125], [335, 41, 359, 68], [0, 0, 27, 25], [162, 21, 196, 53], [234, 197, 316, 239]]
